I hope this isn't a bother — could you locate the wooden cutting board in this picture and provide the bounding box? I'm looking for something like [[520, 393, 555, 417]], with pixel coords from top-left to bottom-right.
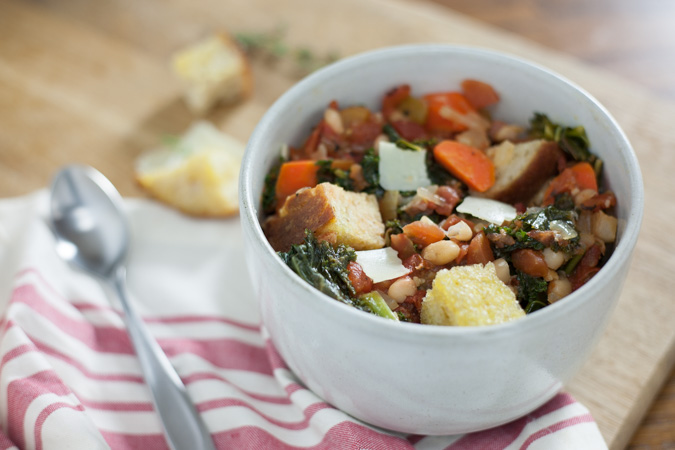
[[1, 0, 674, 448]]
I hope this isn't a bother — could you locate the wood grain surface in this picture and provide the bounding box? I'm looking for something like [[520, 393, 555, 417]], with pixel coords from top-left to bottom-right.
[[1, 0, 674, 448]]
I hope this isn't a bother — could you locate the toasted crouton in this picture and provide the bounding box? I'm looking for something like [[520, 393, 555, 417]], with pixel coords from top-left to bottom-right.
[[421, 263, 525, 326], [264, 182, 385, 252], [481, 139, 563, 204], [172, 33, 253, 114]]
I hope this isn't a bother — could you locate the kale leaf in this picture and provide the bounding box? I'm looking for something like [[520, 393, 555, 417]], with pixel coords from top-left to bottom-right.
[[384, 219, 404, 235], [426, 149, 455, 186], [484, 225, 545, 260], [382, 123, 401, 142], [316, 160, 354, 191], [262, 156, 285, 214], [517, 206, 576, 232], [528, 113, 598, 166], [484, 206, 578, 258], [279, 231, 400, 320], [279, 230, 359, 306], [517, 271, 549, 313], [361, 148, 384, 197]]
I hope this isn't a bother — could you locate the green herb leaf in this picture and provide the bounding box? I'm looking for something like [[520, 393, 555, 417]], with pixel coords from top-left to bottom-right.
[[528, 113, 598, 165], [361, 148, 384, 198], [235, 27, 339, 76], [261, 156, 285, 214], [517, 271, 549, 313], [316, 160, 355, 191]]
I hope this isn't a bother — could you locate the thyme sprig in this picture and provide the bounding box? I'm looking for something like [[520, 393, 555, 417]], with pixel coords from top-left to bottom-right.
[[235, 26, 339, 76]]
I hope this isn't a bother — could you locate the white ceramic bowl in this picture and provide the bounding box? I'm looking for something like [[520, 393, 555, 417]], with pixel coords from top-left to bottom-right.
[[239, 45, 643, 435]]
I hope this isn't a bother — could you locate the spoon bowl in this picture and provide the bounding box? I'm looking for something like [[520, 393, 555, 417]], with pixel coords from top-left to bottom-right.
[[50, 165, 128, 278]]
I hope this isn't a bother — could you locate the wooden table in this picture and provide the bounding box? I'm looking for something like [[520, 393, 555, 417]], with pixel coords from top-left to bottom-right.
[[1, 0, 674, 448]]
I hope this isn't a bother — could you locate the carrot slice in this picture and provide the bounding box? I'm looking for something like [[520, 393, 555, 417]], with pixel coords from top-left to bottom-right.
[[433, 140, 495, 192], [275, 160, 319, 204], [461, 79, 500, 110], [423, 92, 475, 133], [543, 161, 598, 205]]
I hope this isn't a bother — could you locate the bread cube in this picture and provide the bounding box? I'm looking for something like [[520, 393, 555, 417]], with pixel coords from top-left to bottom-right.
[[421, 263, 525, 326], [481, 139, 563, 204], [264, 182, 385, 252]]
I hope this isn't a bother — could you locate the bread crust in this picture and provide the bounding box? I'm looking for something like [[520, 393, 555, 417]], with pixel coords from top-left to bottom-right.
[[482, 139, 563, 204]]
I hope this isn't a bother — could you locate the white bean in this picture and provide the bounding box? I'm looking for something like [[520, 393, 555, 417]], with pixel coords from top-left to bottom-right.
[[388, 277, 417, 303], [591, 210, 618, 243], [422, 240, 460, 266], [542, 247, 565, 270], [492, 258, 511, 285], [544, 269, 559, 282], [548, 278, 572, 303], [446, 221, 473, 241]]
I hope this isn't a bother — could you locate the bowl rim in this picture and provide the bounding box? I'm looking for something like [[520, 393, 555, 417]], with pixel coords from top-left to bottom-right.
[[240, 43, 644, 338]]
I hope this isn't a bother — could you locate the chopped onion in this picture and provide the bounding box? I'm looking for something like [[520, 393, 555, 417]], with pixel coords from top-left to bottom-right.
[[549, 220, 578, 240], [355, 247, 410, 283], [456, 196, 517, 225], [378, 141, 431, 191]]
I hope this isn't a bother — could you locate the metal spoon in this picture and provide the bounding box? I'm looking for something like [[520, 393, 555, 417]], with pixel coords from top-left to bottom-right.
[[49, 165, 216, 450]]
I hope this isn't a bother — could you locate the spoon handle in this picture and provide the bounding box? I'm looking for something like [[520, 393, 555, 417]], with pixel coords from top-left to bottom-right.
[[110, 266, 217, 450]]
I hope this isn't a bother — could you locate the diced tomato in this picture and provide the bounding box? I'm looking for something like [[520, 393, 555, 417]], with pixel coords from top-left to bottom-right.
[[439, 214, 475, 231], [347, 261, 373, 295], [466, 232, 495, 265], [569, 244, 603, 291], [348, 120, 381, 151], [301, 123, 322, 157], [455, 242, 470, 265], [390, 233, 417, 260], [434, 186, 461, 215], [382, 84, 411, 118], [543, 162, 598, 206], [461, 79, 500, 110], [391, 120, 427, 141], [511, 249, 548, 278], [403, 220, 446, 247], [580, 191, 617, 212], [402, 253, 426, 271]]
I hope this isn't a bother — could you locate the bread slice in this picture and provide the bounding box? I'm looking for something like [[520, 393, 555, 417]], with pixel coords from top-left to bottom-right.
[[481, 139, 562, 204], [172, 32, 253, 114], [264, 182, 385, 252], [135, 121, 243, 216]]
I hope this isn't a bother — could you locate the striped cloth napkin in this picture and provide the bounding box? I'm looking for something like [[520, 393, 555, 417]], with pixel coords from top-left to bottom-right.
[[0, 192, 608, 450]]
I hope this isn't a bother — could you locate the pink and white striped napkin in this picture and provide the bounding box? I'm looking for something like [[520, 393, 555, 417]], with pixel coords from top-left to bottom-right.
[[0, 192, 607, 450]]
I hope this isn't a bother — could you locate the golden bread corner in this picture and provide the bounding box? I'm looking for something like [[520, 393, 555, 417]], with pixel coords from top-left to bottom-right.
[[264, 182, 385, 253]]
